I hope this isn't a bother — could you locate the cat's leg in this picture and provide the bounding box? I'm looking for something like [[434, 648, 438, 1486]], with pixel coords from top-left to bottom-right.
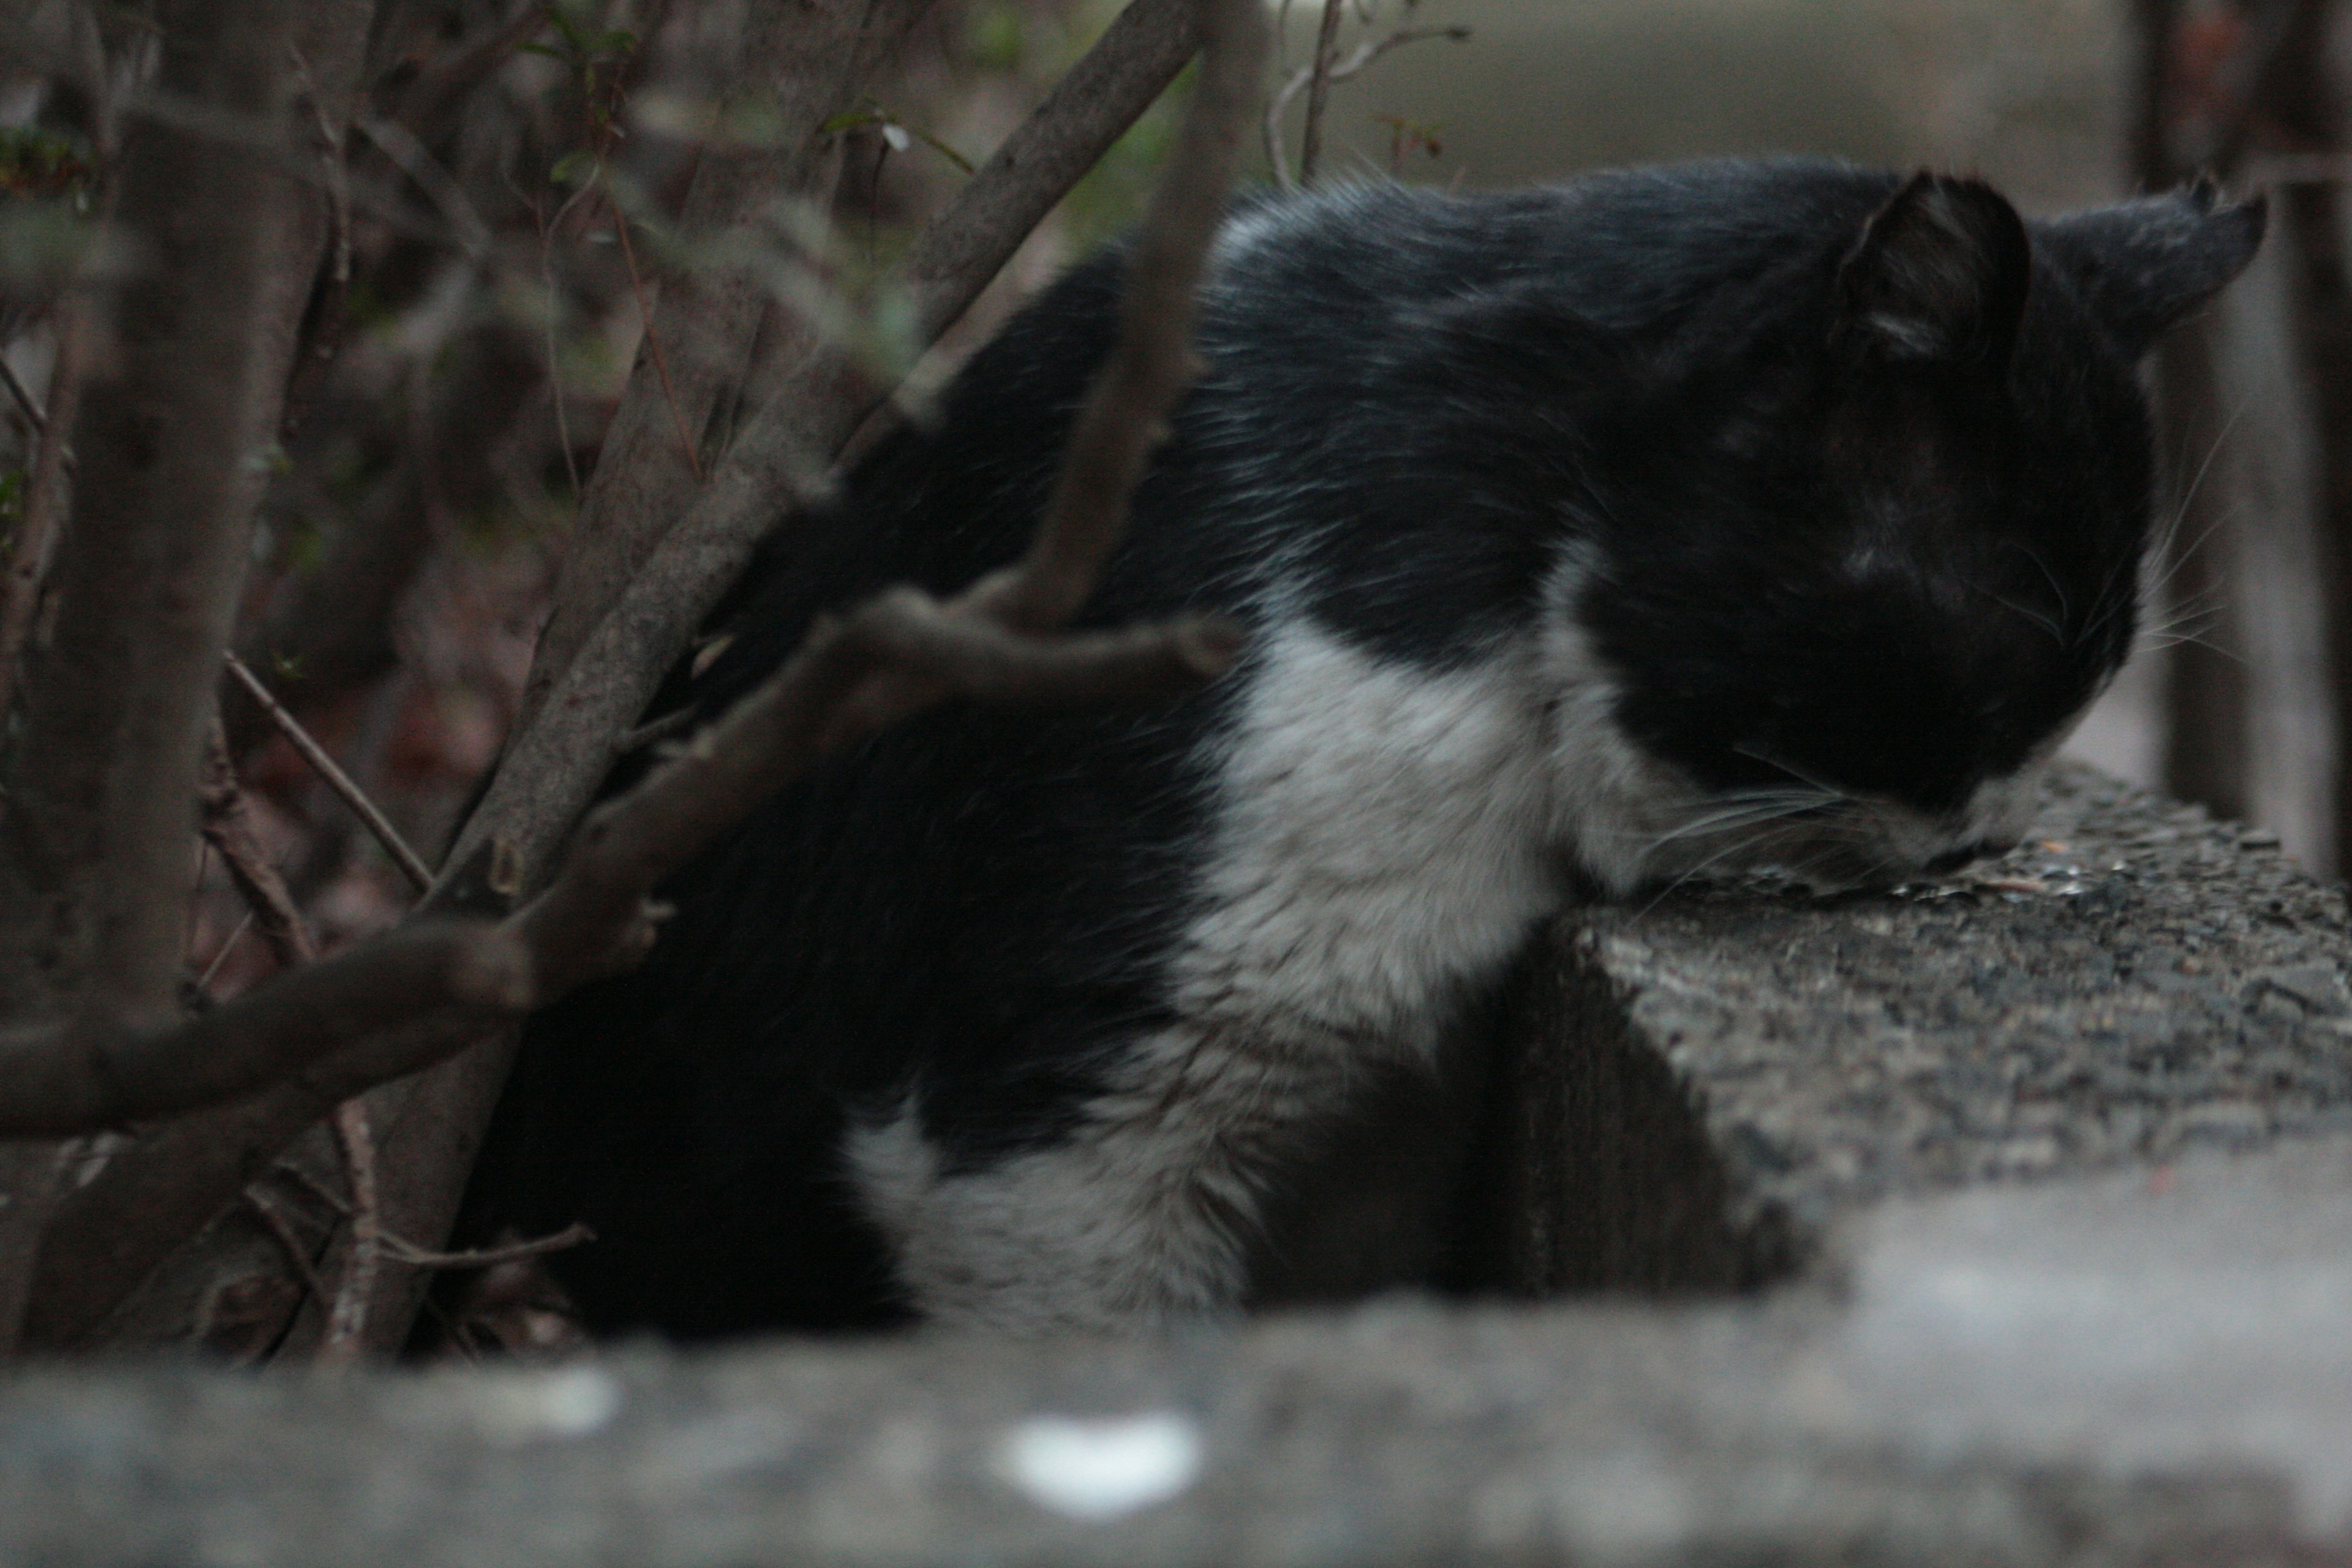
[[843, 1023, 1347, 1332]]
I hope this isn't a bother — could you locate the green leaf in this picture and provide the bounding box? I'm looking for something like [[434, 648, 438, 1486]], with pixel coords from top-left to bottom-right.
[[514, 40, 568, 61], [550, 149, 598, 187], [820, 108, 883, 135]]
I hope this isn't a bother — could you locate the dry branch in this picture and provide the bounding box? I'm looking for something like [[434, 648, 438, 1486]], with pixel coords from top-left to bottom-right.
[[224, 650, 432, 892], [0, 302, 85, 722], [1295, 0, 1344, 187], [897, 0, 1200, 347], [198, 717, 317, 970], [1264, 18, 1468, 191], [318, 1099, 380, 1365], [0, 605, 1238, 1145], [0, 0, 375, 1354], [514, 0, 946, 740], [5, 0, 1272, 1355]]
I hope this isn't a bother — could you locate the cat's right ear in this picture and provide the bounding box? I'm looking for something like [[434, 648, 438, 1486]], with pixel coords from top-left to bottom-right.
[[1833, 173, 2032, 369], [2039, 181, 2266, 356]]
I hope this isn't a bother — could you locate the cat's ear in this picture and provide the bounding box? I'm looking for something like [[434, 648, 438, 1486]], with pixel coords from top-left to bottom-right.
[[2038, 180, 2266, 356], [1834, 173, 2030, 368]]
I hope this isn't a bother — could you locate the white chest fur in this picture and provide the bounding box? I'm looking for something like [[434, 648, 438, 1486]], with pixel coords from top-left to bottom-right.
[[845, 617, 1589, 1331], [1170, 617, 1569, 1059]]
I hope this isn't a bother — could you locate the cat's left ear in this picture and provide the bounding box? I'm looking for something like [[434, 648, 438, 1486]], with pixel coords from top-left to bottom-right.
[[1835, 173, 2031, 368], [2038, 180, 2266, 356]]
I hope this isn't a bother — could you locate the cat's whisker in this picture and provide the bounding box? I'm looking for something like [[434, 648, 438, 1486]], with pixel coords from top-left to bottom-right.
[[1645, 790, 1842, 850], [1972, 584, 2066, 647], [2012, 543, 2073, 634], [2151, 399, 2250, 564]]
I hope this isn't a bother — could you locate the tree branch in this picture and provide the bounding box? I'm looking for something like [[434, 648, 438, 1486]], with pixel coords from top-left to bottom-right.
[[224, 650, 432, 892], [897, 0, 1201, 348], [0, 301, 86, 723], [1265, 20, 1470, 192], [510, 0, 946, 744], [0, 0, 374, 1354], [1295, 0, 1344, 189], [198, 716, 316, 971], [6, 0, 1272, 1354]]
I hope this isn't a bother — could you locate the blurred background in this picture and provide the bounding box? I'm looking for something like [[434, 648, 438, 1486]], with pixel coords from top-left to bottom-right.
[[0, 0, 2342, 1014]]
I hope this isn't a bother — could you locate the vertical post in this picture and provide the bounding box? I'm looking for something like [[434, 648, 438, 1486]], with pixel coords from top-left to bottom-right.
[[2273, 1, 2352, 870], [2128, 0, 2255, 824]]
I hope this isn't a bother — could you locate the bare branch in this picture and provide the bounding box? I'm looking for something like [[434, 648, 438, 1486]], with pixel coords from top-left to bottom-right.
[[1296, 0, 1344, 188], [983, 0, 1270, 632], [379, 1221, 592, 1271], [0, 355, 49, 444], [353, 116, 493, 261], [385, 0, 554, 146], [897, 0, 1201, 347], [244, 1185, 333, 1306], [0, 0, 374, 1353], [0, 302, 86, 722], [1266, 21, 1469, 191], [199, 716, 316, 971], [317, 1099, 379, 1365], [511, 0, 947, 742], [0, 924, 525, 1137], [224, 650, 434, 892], [7, 0, 1273, 1354]]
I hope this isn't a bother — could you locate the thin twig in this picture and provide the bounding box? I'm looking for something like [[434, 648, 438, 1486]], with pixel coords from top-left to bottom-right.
[[196, 911, 255, 992], [198, 715, 316, 970], [390, 0, 556, 143], [0, 301, 85, 718], [279, 43, 356, 443], [1295, 0, 1344, 188], [318, 1099, 379, 1365], [354, 116, 495, 261], [607, 192, 704, 481], [0, 0, 1270, 1145], [380, 1221, 592, 1270], [524, 189, 585, 499], [222, 649, 434, 892], [615, 704, 696, 756], [0, 354, 47, 442], [1266, 21, 1468, 190], [244, 1186, 334, 1306]]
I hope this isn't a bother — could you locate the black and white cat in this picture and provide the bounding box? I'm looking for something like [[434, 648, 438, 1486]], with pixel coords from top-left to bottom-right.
[[463, 159, 2263, 1337]]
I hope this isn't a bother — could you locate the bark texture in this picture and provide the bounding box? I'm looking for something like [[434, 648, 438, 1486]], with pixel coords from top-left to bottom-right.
[[0, 0, 377, 1351]]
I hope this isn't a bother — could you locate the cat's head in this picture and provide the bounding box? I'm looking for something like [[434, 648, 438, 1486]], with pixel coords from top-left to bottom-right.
[[1557, 170, 2264, 897]]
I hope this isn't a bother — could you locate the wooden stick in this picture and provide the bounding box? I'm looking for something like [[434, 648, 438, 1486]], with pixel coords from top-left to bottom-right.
[[222, 650, 434, 893]]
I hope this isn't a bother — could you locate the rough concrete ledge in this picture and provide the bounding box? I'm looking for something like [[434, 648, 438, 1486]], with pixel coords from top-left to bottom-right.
[[8, 763, 2352, 1567], [1480, 762, 2352, 1294], [7, 1139, 2352, 1567]]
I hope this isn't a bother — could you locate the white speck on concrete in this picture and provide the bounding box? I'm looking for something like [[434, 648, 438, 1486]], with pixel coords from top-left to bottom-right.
[[997, 1413, 1203, 1522], [460, 1366, 622, 1444]]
